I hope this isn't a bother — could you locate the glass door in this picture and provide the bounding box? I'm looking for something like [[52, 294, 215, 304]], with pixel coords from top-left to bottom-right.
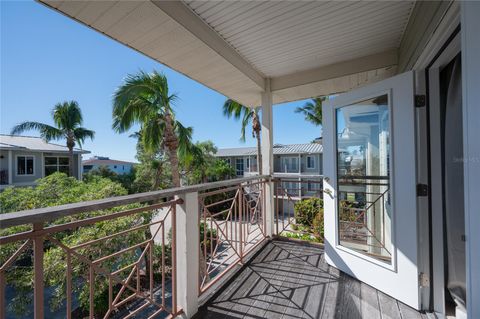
[[323, 71, 421, 309]]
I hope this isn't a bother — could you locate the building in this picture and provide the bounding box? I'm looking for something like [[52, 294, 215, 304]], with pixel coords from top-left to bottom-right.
[[82, 156, 136, 175], [2, 2, 479, 319], [216, 143, 323, 197], [0, 134, 89, 188]]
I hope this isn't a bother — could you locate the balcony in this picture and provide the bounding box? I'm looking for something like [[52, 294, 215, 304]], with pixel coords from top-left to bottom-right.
[[0, 176, 424, 319]]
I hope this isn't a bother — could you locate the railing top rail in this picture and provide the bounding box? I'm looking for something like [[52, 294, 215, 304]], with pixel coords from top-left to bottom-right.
[[0, 175, 270, 229]]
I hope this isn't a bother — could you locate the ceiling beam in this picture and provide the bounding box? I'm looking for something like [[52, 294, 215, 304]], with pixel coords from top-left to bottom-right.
[[152, 0, 265, 91], [270, 49, 398, 92]]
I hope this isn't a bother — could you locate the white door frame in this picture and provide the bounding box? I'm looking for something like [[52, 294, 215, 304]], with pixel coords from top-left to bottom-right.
[[323, 71, 421, 310], [426, 31, 461, 315], [461, 2, 480, 318]]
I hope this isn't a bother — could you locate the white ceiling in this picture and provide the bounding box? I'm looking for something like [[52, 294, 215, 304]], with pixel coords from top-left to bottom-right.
[[38, 0, 415, 106], [183, 1, 414, 77]]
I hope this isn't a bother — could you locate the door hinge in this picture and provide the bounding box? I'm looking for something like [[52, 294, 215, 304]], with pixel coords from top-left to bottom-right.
[[419, 272, 430, 287], [415, 95, 426, 108], [416, 184, 429, 197]]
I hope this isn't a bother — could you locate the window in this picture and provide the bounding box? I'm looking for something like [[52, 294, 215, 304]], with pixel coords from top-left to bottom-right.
[[235, 158, 244, 176], [245, 158, 250, 169], [17, 156, 34, 175], [45, 156, 70, 176], [281, 157, 298, 172], [307, 181, 318, 192], [307, 156, 315, 169]]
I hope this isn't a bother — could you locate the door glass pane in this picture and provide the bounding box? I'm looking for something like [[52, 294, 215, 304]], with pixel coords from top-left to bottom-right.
[[336, 94, 392, 264]]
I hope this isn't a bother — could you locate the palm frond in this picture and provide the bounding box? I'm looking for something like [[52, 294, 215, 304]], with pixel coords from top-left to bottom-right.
[[11, 122, 63, 141], [295, 96, 324, 126], [222, 99, 255, 142], [175, 121, 194, 162], [53, 101, 83, 130], [141, 115, 165, 152], [73, 127, 95, 148], [113, 70, 172, 133]]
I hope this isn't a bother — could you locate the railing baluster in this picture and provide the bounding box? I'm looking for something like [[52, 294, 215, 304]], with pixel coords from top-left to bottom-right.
[[89, 265, 94, 319], [0, 270, 5, 319], [66, 253, 72, 319], [33, 222, 44, 319]]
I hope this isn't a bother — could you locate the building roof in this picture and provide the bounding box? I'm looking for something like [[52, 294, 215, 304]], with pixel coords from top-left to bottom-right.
[[216, 147, 256, 157], [216, 143, 323, 157], [82, 157, 136, 166], [0, 135, 89, 154]]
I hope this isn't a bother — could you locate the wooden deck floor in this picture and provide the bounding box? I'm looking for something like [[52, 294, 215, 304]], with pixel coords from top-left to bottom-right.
[[197, 240, 428, 319]]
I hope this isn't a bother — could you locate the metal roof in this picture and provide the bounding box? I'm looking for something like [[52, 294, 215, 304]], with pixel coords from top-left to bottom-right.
[[82, 158, 136, 166], [0, 135, 89, 154], [215, 147, 256, 157], [216, 143, 323, 157]]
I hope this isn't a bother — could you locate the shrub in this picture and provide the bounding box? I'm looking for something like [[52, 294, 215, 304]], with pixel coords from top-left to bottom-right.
[[312, 209, 324, 239], [294, 197, 323, 227]]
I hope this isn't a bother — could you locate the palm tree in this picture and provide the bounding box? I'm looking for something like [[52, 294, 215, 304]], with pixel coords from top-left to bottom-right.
[[11, 101, 95, 177], [295, 96, 325, 126], [222, 99, 262, 174], [113, 70, 192, 187]]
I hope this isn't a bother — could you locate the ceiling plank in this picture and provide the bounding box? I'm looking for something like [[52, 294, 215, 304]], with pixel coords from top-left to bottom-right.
[[152, 0, 265, 90], [270, 49, 398, 92]]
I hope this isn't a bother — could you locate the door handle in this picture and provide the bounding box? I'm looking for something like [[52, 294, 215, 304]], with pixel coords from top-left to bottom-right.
[[324, 176, 330, 182], [323, 188, 332, 195]]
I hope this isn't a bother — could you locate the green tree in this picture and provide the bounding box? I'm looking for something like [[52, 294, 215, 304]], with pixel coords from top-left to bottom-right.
[[295, 96, 325, 126], [83, 165, 136, 194], [182, 141, 235, 184], [0, 173, 142, 317], [11, 101, 95, 177], [113, 70, 192, 187], [222, 99, 262, 174]]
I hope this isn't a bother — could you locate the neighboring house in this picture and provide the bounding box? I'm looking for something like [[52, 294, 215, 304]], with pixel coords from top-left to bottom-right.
[[82, 156, 136, 175], [216, 143, 323, 198], [0, 134, 89, 188]]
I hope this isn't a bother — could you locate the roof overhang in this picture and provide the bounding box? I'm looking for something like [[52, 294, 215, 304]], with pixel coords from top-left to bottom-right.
[[37, 1, 451, 106]]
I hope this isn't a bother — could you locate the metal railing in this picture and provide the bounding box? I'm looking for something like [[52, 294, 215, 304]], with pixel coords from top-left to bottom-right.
[[0, 196, 181, 319], [337, 176, 391, 261], [273, 177, 323, 239], [0, 175, 270, 318], [198, 177, 267, 294]]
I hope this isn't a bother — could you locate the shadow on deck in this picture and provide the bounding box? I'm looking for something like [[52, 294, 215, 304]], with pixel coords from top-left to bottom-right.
[[196, 239, 427, 319]]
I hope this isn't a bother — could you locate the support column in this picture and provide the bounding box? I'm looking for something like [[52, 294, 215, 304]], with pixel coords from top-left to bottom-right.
[[77, 154, 82, 181], [261, 79, 275, 237], [175, 192, 199, 318], [8, 150, 12, 185]]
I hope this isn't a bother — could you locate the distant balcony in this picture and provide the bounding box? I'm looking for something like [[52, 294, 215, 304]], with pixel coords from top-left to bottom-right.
[[0, 176, 422, 319]]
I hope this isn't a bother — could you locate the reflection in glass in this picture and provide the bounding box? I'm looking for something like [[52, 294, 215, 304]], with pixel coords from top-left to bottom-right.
[[336, 94, 392, 263]]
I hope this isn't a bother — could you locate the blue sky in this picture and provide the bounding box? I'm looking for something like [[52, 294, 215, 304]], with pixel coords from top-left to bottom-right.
[[1, 1, 320, 162]]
